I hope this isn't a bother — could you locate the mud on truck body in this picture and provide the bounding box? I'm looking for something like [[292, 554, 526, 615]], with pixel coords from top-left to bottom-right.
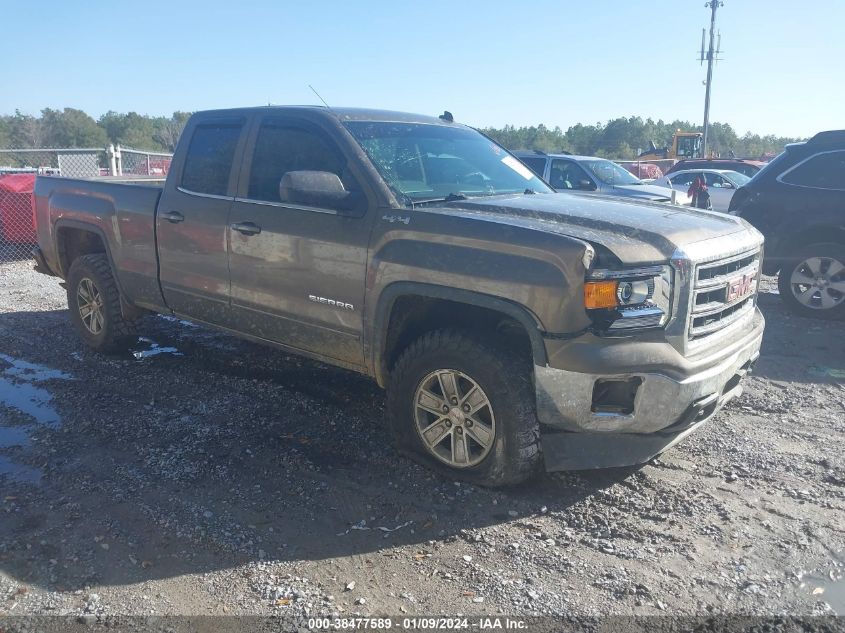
[[32, 107, 765, 486]]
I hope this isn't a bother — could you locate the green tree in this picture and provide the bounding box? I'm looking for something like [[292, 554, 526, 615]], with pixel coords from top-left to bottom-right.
[[0, 116, 9, 148], [6, 110, 46, 148], [41, 108, 107, 148], [152, 111, 191, 152]]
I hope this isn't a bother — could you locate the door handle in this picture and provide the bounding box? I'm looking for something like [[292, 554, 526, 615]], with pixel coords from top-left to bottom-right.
[[161, 211, 184, 223], [230, 221, 262, 236]]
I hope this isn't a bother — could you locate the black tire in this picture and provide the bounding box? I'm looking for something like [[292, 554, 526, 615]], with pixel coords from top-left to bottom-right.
[[66, 254, 139, 353], [777, 243, 845, 320], [386, 329, 541, 487]]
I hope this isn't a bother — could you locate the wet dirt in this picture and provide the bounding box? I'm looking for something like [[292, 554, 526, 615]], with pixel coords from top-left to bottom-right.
[[0, 262, 843, 618]]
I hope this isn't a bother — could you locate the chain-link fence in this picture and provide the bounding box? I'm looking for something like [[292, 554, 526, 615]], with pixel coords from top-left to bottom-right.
[[118, 147, 173, 177], [0, 145, 172, 261]]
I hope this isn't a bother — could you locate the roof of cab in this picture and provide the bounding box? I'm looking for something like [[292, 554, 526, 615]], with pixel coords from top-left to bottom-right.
[[194, 106, 454, 126]]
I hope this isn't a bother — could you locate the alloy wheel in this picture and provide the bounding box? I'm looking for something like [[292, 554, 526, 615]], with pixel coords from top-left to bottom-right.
[[77, 278, 105, 334], [789, 256, 845, 310], [413, 369, 496, 468]]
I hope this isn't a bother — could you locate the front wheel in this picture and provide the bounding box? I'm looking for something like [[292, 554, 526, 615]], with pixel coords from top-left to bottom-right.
[[386, 330, 541, 487], [778, 243, 845, 320]]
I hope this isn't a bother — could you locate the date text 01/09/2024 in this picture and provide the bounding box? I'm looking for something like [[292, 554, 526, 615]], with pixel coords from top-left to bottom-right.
[[306, 617, 528, 630]]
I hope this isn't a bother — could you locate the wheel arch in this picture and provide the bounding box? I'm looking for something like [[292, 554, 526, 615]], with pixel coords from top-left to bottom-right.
[[370, 282, 548, 388], [55, 220, 145, 320]]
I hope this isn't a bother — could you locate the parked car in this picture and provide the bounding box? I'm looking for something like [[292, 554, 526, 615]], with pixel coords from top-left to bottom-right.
[[513, 152, 682, 204], [653, 169, 751, 212], [728, 130, 845, 319], [666, 158, 765, 178], [32, 106, 764, 485]]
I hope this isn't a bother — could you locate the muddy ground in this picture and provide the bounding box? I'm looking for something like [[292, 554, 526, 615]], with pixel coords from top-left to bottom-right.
[[0, 258, 844, 619]]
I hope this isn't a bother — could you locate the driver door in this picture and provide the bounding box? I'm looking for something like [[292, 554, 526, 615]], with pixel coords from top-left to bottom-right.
[[704, 173, 734, 212], [226, 116, 372, 367]]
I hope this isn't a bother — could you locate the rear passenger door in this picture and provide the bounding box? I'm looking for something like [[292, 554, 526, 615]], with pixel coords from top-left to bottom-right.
[[156, 117, 247, 326], [226, 115, 373, 368]]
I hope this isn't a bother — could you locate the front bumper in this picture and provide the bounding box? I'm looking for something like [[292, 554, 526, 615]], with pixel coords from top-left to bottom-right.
[[536, 309, 764, 470]]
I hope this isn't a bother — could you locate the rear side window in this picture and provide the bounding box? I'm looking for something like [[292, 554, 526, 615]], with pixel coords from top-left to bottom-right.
[[519, 157, 547, 178], [181, 124, 242, 196], [781, 151, 845, 190], [248, 123, 353, 203]]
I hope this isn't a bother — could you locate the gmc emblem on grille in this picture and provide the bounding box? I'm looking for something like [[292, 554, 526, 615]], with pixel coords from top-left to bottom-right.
[[726, 273, 754, 302]]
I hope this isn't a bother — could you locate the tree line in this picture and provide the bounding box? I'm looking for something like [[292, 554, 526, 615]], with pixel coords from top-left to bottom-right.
[[0, 109, 190, 153], [0, 108, 801, 159], [481, 117, 802, 160]]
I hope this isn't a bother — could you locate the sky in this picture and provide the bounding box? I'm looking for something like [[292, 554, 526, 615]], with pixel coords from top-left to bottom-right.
[[1, 0, 841, 137]]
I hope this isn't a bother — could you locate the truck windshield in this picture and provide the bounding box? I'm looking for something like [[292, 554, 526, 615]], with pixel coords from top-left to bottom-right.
[[344, 121, 552, 204], [582, 159, 642, 186]]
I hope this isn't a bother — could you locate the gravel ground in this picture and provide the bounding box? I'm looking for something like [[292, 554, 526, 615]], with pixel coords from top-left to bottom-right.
[[0, 258, 844, 619]]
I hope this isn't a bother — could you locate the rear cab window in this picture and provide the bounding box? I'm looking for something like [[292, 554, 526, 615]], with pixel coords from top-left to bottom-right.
[[181, 123, 243, 196]]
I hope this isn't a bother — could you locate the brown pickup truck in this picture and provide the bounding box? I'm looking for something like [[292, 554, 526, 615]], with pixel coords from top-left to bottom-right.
[[32, 106, 765, 486]]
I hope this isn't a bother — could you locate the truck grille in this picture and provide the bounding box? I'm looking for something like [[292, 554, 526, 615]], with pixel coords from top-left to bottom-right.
[[688, 249, 761, 341]]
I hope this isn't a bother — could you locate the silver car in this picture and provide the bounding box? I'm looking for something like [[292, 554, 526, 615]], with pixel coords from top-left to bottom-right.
[[514, 151, 683, 203], [653, 169, 752, 212]]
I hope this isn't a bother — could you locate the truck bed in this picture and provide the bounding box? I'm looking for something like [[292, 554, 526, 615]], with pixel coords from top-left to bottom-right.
[[34, 176, 166, 310]]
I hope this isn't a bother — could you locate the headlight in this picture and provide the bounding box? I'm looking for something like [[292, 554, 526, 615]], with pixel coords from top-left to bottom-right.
[[584, 265, 673, 331]]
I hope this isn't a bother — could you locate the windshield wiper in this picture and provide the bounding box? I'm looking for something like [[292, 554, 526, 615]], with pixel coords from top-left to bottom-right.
[[411, 192, 469, 207]]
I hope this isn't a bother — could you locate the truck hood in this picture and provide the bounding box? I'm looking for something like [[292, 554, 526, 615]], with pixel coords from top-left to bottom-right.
[[607, 183, 676, 201], [435, 192, 751, 264]]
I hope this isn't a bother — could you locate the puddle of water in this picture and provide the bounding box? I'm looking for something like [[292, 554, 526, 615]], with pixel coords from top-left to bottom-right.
[[0, 425, 32, 448], [0, 456, 41, 484], [806, 577, 845, 614], [0, 353, 72, 427], [132, 337, 183, 360], [0, 353, 72, 485], [158, 314, 199, 328], [0, 353, 72, 382]]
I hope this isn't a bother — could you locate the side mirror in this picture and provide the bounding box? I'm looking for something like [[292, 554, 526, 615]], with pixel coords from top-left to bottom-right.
[[279, 171, 364, 214], [578, 179, 597, 191], [721, 182, 734, 189]]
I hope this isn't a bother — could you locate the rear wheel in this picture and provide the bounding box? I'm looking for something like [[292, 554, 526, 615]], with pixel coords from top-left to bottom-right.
[[778, 243, 845, 320], [67, 254, 139, 353], [386, 330, 541, 487]]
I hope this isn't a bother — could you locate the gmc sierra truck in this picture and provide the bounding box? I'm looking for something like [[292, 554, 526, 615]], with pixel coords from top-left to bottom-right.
[[33, 106, 765, 486]]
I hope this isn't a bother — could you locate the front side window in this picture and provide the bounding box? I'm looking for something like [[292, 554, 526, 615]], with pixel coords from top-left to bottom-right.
[[781, 151, 845, 190], [344, 122, 552, 203], [248, 123, 354, 203], [720, 170, 751, 187], [704, 173, 729, 188], [550, 159, 593, 190], [669, 172, 700, 187], [181, 124, 242, 196]]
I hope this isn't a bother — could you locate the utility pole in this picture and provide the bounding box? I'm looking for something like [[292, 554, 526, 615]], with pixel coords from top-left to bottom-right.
[[701, 0, 723, 158]]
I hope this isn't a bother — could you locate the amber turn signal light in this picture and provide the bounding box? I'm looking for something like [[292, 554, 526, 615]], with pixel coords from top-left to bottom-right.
[[584, 281, 619, 309]]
